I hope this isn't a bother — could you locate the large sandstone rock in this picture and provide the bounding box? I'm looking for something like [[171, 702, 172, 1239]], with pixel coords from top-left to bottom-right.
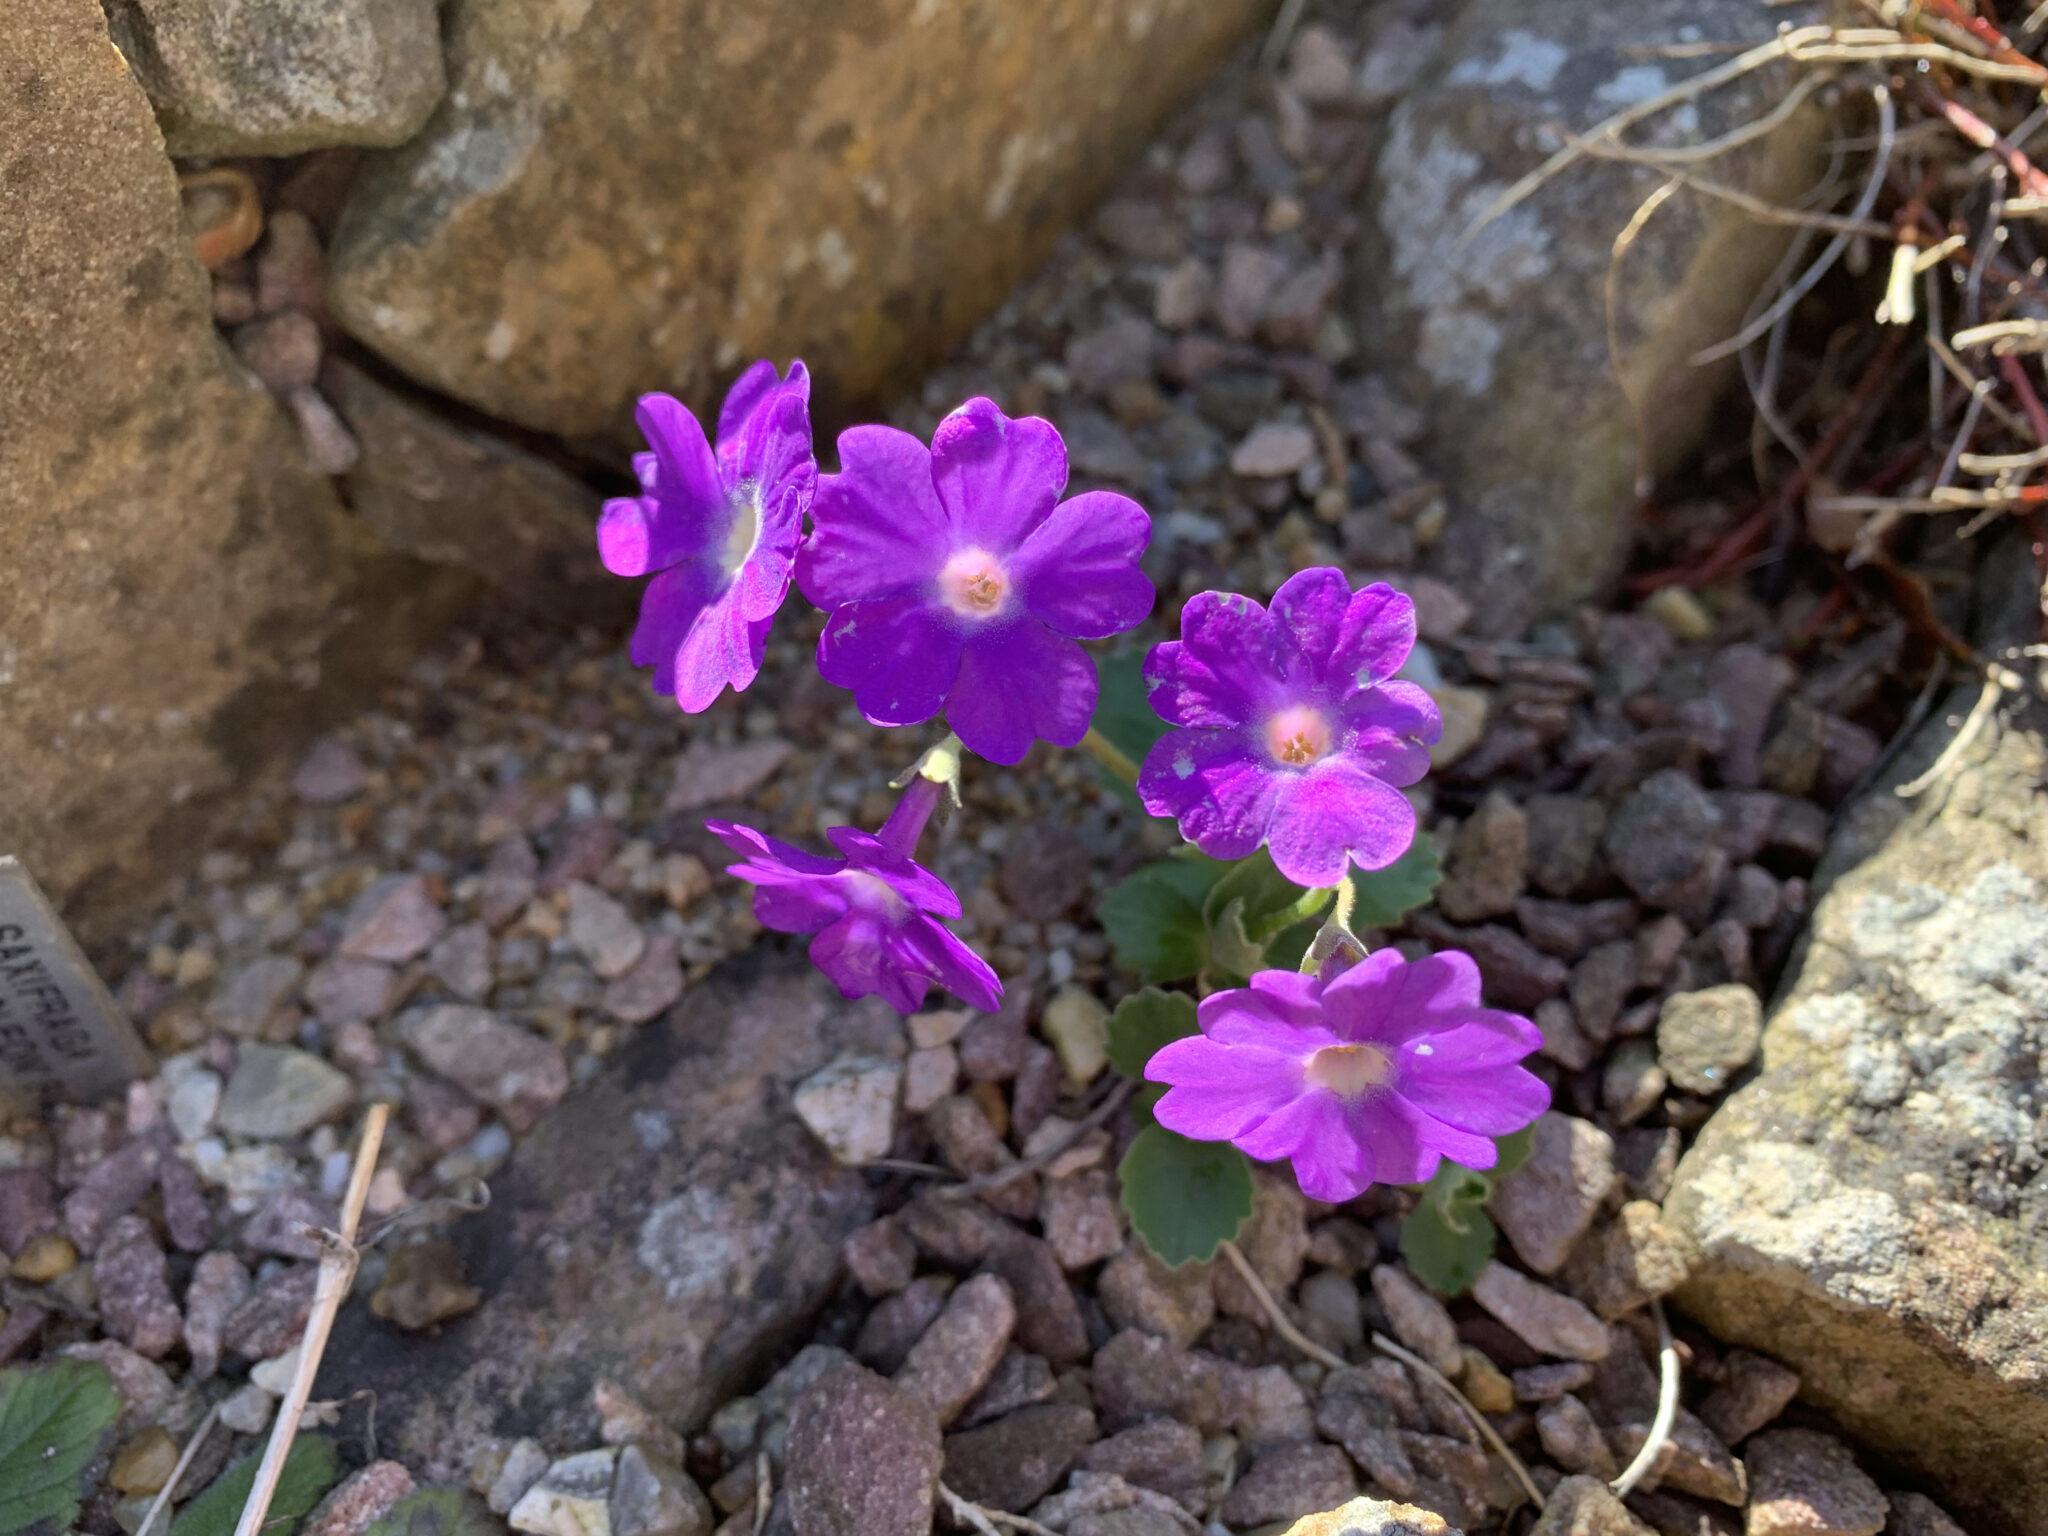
[[1665, 552, 2048, 1536], [103, 0, 446, 156], [324, 359, 627, 625], [317, 958, 891, 1482], [1359, 0, 1825, 633], [0, 0, 468, 933], [327, 0, 1273, 442]]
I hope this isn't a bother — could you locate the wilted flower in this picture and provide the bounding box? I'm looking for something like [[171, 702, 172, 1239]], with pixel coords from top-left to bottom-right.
[[1145, 950, 1547, 1202], [798, 397, 1153, 764], [599, 359, 815, 712], [1137, 567, 1441, 889], [706, 779, 999, 1014]]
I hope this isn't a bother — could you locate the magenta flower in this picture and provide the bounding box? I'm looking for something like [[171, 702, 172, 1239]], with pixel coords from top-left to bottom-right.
[[1145, 951, 1548, 1202], [797, 397, 1154, 764], [706, 780, 1000, 1015], [599, 360, 815, 712], [1137, 568, 1441, 889]]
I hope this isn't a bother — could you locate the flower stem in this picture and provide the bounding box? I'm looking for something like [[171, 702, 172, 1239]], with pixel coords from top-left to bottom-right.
[[877, 774, 946, 858], [1301, 874, 1365, 974], [1079, 726, 1142, 788]]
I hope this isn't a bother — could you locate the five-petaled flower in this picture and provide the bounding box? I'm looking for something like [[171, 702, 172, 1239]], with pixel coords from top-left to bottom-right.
[[1145, 951, 1548, 1202], [599, 359, 815, 712], [1137, 567, 1442, 889], [706, 778, 999, 1014], [798, 397, 1154, 765]]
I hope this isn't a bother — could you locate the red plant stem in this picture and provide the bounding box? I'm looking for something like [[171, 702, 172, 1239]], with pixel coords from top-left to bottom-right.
[[2000, 354, 2048, 445], [1918, 85, 2048, 199]]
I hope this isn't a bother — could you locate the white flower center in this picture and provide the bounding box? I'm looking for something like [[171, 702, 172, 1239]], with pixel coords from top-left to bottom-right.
[[938, 548, 1011, 619], [1304, 1043, 1393, 1098], [721, 482, 763, 578], [1263, 705, 1332, 768]]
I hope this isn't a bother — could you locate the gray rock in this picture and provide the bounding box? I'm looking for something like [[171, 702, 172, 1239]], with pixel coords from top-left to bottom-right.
[[1526, 796, 1609, 899], [1488, 1114, 1616, 1276], [2, 0, 450, 931], [1090, 1329, 1224, 1434], [793, 1054, 902, 1167], [1276, 1498, 1461, 1535], [1606, 1408, 1744, 1506], [94, 1215, 182, 1359], [1315, 1391, 1421, 1500], [1742, 1430, 1886, 1536], [956, 1351, 1056, 1430], [306, 956, 398, 1027], [1221, 1443, 1358, 1529], [1076, 1417, 1203, 1512], [1664, 564, 2048, 1535], [1527, 1476, 1653, 1536], [567, 883, 647, 980], [1536, 1394, 1616, 1480], [1559, 1201, 1689, 1320], [397, 1005, 567, 1133], [982, 1232, 1089, 1365], [103, 0, 443, 155], [784, 1363, 942, 1536], [206, 956, 306, 1038], [292, 738, 368, 804], [218, 1044, 354, 1139], [341, 874, 447, 964], [1213, 1167, 1310, 1322], [326, 359, 623, 624], [1512, 1362, 1594, 1403], [1655, 985, 1762, 1096], [428, 923, 495, 1003], [1232, 420, 1318, 479], [1041, 1169, 1126, 1272], [182, 1250, 251, 1380], [844, 1217, 917, 1298], [1470, 1263, 1608, 1361], [896, 1272, 1016, 1426], [1369, 1265, 1464, 1376], [1604, 772, 1728, 925], [1436, 791, 1528, 922], [942, 1402, 1100, 1512], [327, 0, 1270, 443], [1883, 1493, 1967, 1536], [1357, 0, 1826, 635], [510, 1448, 616, 1536], [856, 1275, 952, 1375], [1223, 1362, 1315, 1454], [1098, 1238, 1214, 1349], [602, 935, 685, 1025], [608, 1445, 712, 1536], [1695, 1348, 1799, 1447], [490, 1441, 551, 1517], [317, 961, 883, 1481]]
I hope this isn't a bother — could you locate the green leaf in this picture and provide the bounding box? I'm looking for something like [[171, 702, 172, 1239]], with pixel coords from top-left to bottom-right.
[[1348, 832, 1442, 929], [1118, 1124, 1254, 1267], [1203, 897, 1266, 984], [1202, 849, 1330, 940], [361, 1492, 502, 1536], [0, 1359, 120, 1536], [1492, 1122, 1538, 1178], [1400, 1159, 1500, 1296], [1104, 988, 1199, 1080], [1091, 651, 1172, 765], [1101, 856, 1225, 983], [171, 1437, 340, 1536]]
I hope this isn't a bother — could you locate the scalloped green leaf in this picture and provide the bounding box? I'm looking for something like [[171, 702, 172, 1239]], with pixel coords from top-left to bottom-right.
[[1118, 1124, 1254, 1268], [170, 1436, 339, 1536], [1400, 1159, 1497, 1296], [1201, 848, 1329, 937], [1101, 856, 1225, 983], [0, 1359, 121, 1536], [1348, 831, 1441, 929], [1104, 988, 1200, 1080]]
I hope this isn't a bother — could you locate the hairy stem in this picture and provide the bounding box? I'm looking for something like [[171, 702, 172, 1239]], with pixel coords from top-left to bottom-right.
[[1079, 726, 1143, 789]]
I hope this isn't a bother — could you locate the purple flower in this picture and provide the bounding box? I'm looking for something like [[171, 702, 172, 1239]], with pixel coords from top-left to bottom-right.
[[1137, 568, 1442, 889], [706, 783, 1000, 1015], [599, 360, 815, 712], [1145, 951, 1548, 1202], [798, 397, 1154, 764]]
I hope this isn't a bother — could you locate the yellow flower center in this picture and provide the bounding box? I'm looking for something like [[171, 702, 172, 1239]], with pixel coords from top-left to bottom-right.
[[1304, 1043, 1393, 1098], [1264, 705, 1332, 768], [938, 549, 1011, 619]]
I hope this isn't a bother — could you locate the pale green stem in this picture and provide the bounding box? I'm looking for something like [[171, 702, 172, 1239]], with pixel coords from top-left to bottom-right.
[[1301, 874, 1365, 974], [1079, 726, 1143, 789]]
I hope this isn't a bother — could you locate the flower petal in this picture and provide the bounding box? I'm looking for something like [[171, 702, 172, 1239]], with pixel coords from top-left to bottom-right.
[[1138, 729, 1279, 865], [1265, 758, 1417, 886], [896, 916, 1004, 1013], [1334, 682, 1442, 783], [717, 358, 809, 460], [827, 827, 963, 919], [800, 424, 950, 608], [1396, 1055, 1551, 1138], [1231, 1089, 1347, 1166], [1143, 591, 1285, 728], [810, 912, 922, 1009], [671, 587, 770, 713], [1267, 568, 1357, 682], [1330, 581, 1420, 690], [704, 819, 849, 934], [1149, 1036, 1308, 1142], [1012, 490, 1155, 639], [817, 595, 964, 728], [930, 398, 1068, 553], [945, 622, 1096, 764], [627, 561, 717, 697], [1367, 1093, 1495, 1182]]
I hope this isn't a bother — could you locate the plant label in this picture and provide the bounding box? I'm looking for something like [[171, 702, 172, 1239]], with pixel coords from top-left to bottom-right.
[[0, 857, 154, 1102]]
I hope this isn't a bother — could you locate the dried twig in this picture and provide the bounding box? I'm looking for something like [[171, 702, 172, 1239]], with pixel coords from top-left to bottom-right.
[[940, 1483, 1060, 1536], [1896, 665, 2014, 797], [232, 1103, 390, 1536], [1215, 1240, 1545, 1511], [1610, 1300, 1681, 1500]]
